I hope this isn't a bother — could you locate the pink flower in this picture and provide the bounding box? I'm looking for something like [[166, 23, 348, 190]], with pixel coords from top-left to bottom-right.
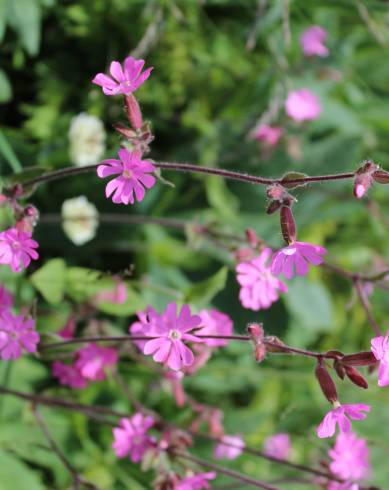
[[271, 241, 327, 279], [129, 307, 160, 350], [97, 148, 156, 205], [328, 432, 370, 480], [236, 248, 288, 311], [196, 309, 233, 346], [142, 303, 202, 371], [52, 361, 87, 389], [177, 472, 216, 490], [317, 403, 370, 438], [300, 26, 329, 57], [214, 435, 245, 460], [94, 280, 127, 304], [58, 317, 76, 339], [0, 227, 39, 272], [112, 413, 155, 462], [371, 330, 389, 387], [253, 124, 283, 147], [285, 89, 322, 122], [328, 484, 359, 490], [92, 56, 153, 96], [0, 311, 39, 360], [0, 286, 13, 311], [75, 344, 118, 381], [263, 433, 291, 459]]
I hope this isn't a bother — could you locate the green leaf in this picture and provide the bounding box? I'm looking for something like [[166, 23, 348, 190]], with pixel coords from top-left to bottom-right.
[[0, 0, 6, 42], [7, 0, 41, 56], [183, 266, 228, 306], [65, 267, 101, 302], [30, 259, 66, 304], [0, 449, 44, 490], [0, 131, 21, 172], [0, 70, 12, 104]]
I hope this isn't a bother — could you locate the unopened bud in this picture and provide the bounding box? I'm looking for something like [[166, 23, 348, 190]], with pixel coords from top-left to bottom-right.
[[125, 94, 143, 130], [373, 169, 389, 184], [266, 200, 282, 215], [280, 206, 296, 245], [333, 359, 345, 380], [341, 352, 377, 367], [353, 160, 380, 199], [344, 365, 368, 389], [245, 228, 258, 247], [264, 335, 286, 353], [247, 323, 267, 362], [315, 362, 338, 403]]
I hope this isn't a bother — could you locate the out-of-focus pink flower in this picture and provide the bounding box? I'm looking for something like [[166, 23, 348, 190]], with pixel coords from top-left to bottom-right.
[[263, 433, 291, 459], [142, 303, 202, 371], [353, 161, 380, 199], [0, 311, 39, 360], [328, 483, 359, 490], [214, 435, 245, 460], [52, 361, 87, 389], [253, 124, 283, 147], [285, 89, 322, 122], [328, 432, 370, 480], [92, 56, 153, 96], [317, 403, 370, 438], [129, 307, 162, 350], [300, 26, 329, 57], [0, 286, 13, 311], [97, 148, 156, 205], [236, 248, 288, 311], [75, 344, 118, 381], [371, 330, 389, 387], [58, 317, 76, 339], [94, 280, 128, 304], [176, 472, 216, 490], [196, 309, 233, 347], [271, 241, 327, 279], [112, 413, 155, 462], [0, 227, 39, 272]]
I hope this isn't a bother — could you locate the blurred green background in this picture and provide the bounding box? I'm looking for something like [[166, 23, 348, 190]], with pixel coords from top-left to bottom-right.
[[1, 0, 389, 488]]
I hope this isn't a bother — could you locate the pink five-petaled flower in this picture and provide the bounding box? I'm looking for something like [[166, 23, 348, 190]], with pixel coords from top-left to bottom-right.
[[97, 148, 156, 205], [112, 413, 155, 462], [263, 433, 291, 460], [271, 241, 327, 280], [214, 435, 245, 460], [0, 227, 39, 272], [75, 344, 118, 381], [236, 247, 288, 311], [52, 361, 88, 389], [176, 472, 216, 490], [371, 330, 389, 387], [285, 89, 322, 122], [0, 311, 39, 360], [142, 302, 202, 371], [196, 309, 233, 347], [253, 124, 283, 147], [92, 56, 153, 96], [328, 432, 370, 480], [316, 403, 370, 439], [0, 286, 13, 311], [300, 26, 329, 57], [328, 483, 359, 490]]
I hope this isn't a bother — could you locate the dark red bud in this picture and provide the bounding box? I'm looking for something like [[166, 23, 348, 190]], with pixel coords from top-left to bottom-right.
[[280, 206, 297, 245], [266, 200, 282, 215], [315, 362, 338, 403], [341, 352, 377, 367], [373, 170, 389, 184], [245, 228, 258, 247], [124, 94, 143, 130], [344, 366, 368, 389], [113, 123, 137, 139], [333, 359, 345, 380]]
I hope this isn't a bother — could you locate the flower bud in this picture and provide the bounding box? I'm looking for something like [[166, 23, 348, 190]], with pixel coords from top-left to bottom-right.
[[266, 200, 282, 215], [125, 93, 143, 130], [245, 228, 258, 247], [280, 206, 297, 245], [353, 160, 380, 199], [333, 359, 345, 380], [247, 323, 267, 362], [344, 365, 368, 389], [341, 351, 377, 367], [373, 169, 389, 184], [315, 362, 338, 403]]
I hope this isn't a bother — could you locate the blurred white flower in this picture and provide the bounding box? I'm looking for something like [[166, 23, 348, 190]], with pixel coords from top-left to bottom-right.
[[68, 113, 106, 166], [62, 196, 98, 245]]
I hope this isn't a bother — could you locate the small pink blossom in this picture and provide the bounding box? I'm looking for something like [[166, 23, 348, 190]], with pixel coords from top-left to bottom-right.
[[58, 317, 76, 339], [214, 435, 245, 460], [0, 227, 39, 272], [52, 361, 87, 389], [129, 307, 161, 350], [0, 286, 13, 311], [263, 433, 291, 459], [97, 148, 156, 205], [94, 280, 127, 304], [75, 344, 118, 381], [0, 311, 39, 360], [317, 403, 370, 438], [328, 432, 370, 480], [253, 124, 283, 147], [236, 248, 288, 311], [285, 89, 322, 122], [142, 303, 202, 371], [112, 413, 155, 462], [300, 26, 329, 57], [371, 330, 389, 387], [328, 484, 359, 490], [176, 472, 216, 490], [271, 241, 327, 280], [92, 56, 153, 96], [196, 309, 233, 347]]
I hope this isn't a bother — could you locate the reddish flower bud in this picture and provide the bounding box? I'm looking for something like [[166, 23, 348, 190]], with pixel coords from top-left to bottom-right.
[[373, 169, 389, 184], [353, 160, 380, 199], [113, 123, 137, 139], [247, 323, 267, 362], [125, 93, 143, 130], [245, 228, 258, 247], [280, 206, 297, 245], [333, 359, 345, 380], [266, 200, 282, 215], [315, 362, 338, 403], [344, 365, 368, 389], [341, 352, 377, 367], [264, 335, 286, 353]]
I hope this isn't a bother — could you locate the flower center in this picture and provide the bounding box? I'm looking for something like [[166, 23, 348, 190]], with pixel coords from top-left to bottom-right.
[[122, 169, 133, 179], [168, 329, 182, 340]]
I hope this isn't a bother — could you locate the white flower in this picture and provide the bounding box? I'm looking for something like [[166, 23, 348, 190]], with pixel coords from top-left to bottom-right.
[[68, 113, 106, 167], [61, 196, 98, 246]]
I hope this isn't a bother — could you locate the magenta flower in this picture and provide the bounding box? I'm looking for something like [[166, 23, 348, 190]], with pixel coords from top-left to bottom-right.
[[0, 227, 39, 272], [75, 344, 118, 381], [271, 241, 327, 280], [328, 484, 359, 490], [97, 148, 156, 205], [176, 472, 216, 490], [300, 26, 329, 57], [0, 286, 13, 311], [0, 311, 39, 360], [94, 280, 127, 304], [371, 330, 389, 387], [142, 303, 202, 371], [196, 309, 233, 347], [328, 432, 370, 480], [112, 413, 155, 462], [92, 56, 153, 96], [214, 435, 245, 460], [236, 248, 288, 311], [285, 89, 322, 122], [316, 403, 370, 438], [129, 306, 161, 350], [52, 361, 87, 389], [263, 433, 291, 459], [253, 124, 283, 147]]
